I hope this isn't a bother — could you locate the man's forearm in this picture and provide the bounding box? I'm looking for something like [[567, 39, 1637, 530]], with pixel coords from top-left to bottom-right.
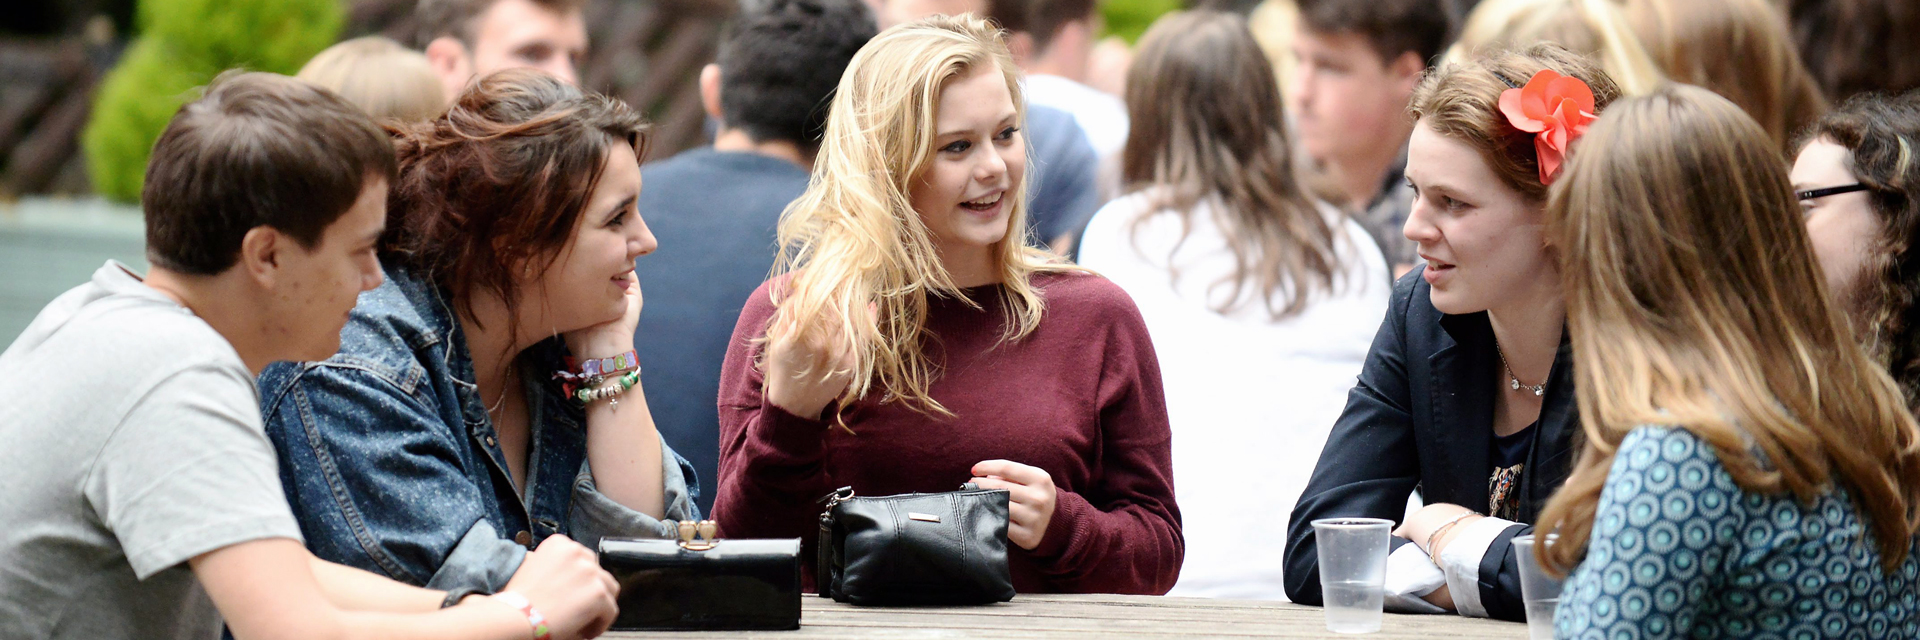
[[309, 557, 446, 613]]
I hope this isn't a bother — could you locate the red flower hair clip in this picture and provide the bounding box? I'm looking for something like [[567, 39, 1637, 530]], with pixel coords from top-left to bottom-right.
[[1497, 69, 1597, 184]]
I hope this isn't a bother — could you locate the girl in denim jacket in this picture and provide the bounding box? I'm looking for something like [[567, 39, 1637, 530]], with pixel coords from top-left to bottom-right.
[[258, 69, 698, 597]]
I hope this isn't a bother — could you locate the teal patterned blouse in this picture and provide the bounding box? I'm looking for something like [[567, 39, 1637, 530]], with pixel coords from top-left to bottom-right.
[[1556, 426, 1920, 639]]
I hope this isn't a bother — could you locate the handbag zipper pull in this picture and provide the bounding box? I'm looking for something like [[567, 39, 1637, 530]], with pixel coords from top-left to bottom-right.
[[817, 486, 855, 524]]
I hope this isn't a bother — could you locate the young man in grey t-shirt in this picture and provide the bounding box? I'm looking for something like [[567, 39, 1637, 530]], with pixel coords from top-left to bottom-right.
[[0, 72, 616, 640]]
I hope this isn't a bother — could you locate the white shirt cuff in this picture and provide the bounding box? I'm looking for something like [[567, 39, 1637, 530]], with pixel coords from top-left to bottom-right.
[[1383, 542, 1448, 614], [1436, 516, 1519, 618]]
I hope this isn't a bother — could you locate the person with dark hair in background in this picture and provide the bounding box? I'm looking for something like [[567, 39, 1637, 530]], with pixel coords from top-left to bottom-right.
[[257, 69, 697, 603], [1787, 0, 1920, 104], [0, 71, 620, 640], [633, 0, 878, 516], [1290, 0, 1451, 275], [1792, 90, 1920, 413], [416, 0, 589, 99], [1019, 0, 1128, 188]]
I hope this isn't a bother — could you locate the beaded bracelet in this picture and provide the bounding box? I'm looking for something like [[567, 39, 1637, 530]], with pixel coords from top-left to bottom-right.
[[573, 369, 641, 408], [555, 349, 639, 385]]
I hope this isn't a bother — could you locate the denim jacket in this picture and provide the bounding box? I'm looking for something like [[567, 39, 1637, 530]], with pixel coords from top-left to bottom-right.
[[258, 263, 699, 593]]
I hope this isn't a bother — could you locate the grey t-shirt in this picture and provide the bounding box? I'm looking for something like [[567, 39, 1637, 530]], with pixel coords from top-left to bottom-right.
[[0, 261, 303, 640]]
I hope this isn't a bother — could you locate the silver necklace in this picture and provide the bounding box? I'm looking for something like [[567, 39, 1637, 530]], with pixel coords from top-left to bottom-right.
[[1493, 339, 1546, 397]]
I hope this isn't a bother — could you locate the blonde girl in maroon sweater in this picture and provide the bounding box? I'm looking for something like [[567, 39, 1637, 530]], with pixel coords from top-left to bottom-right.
[[712, 14, 1183, 594]]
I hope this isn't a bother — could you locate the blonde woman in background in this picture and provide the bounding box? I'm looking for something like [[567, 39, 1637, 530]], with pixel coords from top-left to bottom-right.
[[1449, 0, 1664, 96], [298, 36, 446, 122], [713, 14, 1183, 595], [1077, 10, 1388, 601], [1623, 0, 1827, 151], [1538, 83, 1920, 637]]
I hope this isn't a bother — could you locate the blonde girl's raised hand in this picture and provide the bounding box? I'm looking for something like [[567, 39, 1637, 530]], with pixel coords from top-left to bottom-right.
[[762, 305, 860, 421]]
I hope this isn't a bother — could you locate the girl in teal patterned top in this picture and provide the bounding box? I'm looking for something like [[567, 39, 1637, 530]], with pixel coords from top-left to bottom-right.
[[1535, 83, 1920, 638]]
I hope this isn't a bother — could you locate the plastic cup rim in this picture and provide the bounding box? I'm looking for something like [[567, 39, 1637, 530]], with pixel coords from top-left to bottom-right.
[[1311, 517, 1395, 530], [1512, 533, 1561, 547]]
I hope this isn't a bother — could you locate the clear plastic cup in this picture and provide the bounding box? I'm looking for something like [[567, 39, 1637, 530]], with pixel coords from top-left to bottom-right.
[[1511, 534, 1563, 640], [1313, 517, 1393, 634]]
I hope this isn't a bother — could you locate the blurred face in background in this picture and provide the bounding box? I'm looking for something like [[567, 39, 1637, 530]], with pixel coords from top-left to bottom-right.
[[1791, 137, 1880, 310], [428, 0, 589, 100], [1288, 28, 1424, 170]]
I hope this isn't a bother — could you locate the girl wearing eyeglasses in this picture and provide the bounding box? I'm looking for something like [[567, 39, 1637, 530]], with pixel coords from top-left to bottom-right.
[[1789, 90, 1920, 413]]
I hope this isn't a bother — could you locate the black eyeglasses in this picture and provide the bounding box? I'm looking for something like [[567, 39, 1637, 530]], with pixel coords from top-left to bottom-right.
[[1796, 183, 1870, 200]]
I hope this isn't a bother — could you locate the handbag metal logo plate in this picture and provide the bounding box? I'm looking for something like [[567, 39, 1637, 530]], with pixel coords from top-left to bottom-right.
[[907, 512, 941, 523]]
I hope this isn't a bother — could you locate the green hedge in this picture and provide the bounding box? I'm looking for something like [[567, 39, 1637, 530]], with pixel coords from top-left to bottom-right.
[[83, 0, 343, 202], [1101, 0, 1183, 44]]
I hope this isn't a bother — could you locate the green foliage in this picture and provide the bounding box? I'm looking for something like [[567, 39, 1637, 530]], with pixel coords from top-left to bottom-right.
[[83, 39, 216, 202], [83, 0, 343, 202], [141, 0, 343, 74], [1100, 0, 1182, 44]]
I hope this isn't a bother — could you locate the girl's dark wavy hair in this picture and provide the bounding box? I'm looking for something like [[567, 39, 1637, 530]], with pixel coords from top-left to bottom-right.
[[381, 68, 649, 335], [1795, 89, 1920, 413]]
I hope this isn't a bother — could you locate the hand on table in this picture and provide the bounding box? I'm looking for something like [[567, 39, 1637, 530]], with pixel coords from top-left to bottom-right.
[[969, 460, 1058, 550], [498, 534, 619, 640]]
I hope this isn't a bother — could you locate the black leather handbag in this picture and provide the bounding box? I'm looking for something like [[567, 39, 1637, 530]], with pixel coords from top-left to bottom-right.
[[815, 484, 1017, 606], [597, 521, 802, 630]]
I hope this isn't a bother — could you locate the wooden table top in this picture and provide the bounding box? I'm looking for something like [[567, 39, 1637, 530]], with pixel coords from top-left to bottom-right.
[[602, 593, 1530, 639]]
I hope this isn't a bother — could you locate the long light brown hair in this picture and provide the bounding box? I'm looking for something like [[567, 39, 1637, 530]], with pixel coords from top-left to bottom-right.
[[1787, 0, 1920, 104], [767, 15, 1076, 417], [1536, 83, 1920, 574], [1623, 0, 1828, 152], [1120, 10, 1339, 319]]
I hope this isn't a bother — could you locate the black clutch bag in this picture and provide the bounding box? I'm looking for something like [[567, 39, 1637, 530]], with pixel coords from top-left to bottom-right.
[[815, 484, 1017, 606], [598, 521, 802, 630]]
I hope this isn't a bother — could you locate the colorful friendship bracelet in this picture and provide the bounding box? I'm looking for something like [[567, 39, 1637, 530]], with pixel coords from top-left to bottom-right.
[[491, 590, 553, 640], [554, 349, 639, 385]]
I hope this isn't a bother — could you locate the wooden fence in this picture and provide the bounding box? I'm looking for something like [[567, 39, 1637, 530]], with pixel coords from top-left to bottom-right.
[[0, 0, 735, 199]]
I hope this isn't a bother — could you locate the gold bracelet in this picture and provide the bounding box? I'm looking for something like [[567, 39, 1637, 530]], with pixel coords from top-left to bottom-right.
[[1425, 511, 1478, 567]]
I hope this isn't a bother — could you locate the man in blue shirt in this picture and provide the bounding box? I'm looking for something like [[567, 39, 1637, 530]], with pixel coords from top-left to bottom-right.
[[633, 0, 877, 514]]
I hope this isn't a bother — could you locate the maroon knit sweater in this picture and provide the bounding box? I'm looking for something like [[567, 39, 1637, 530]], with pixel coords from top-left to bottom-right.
[[713, 271, 1183, 594]]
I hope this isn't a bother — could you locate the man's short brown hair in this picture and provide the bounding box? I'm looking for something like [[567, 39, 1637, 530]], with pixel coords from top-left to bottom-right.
[[1026, 0, 1096, 51], [414, 0, 586, 47], [1296, 0, 1451, 66], [142, 71, 397, 275]]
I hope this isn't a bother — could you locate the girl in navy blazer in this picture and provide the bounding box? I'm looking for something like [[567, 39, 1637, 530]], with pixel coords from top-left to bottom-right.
[[1283, 44, 1619, 621]]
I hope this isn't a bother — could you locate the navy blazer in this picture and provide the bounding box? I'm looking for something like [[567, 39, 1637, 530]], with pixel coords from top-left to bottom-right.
[[1282, 267, 1579, 621]]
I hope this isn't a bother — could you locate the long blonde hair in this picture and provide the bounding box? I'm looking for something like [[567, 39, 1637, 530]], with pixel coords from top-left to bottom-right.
[[1537, 83, 1920, 574], [767, 14, 1075, 417], [1623, 0, 1828, 152], [1448, 0, 1665, 96], [1122, 10, 1340, 320]]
